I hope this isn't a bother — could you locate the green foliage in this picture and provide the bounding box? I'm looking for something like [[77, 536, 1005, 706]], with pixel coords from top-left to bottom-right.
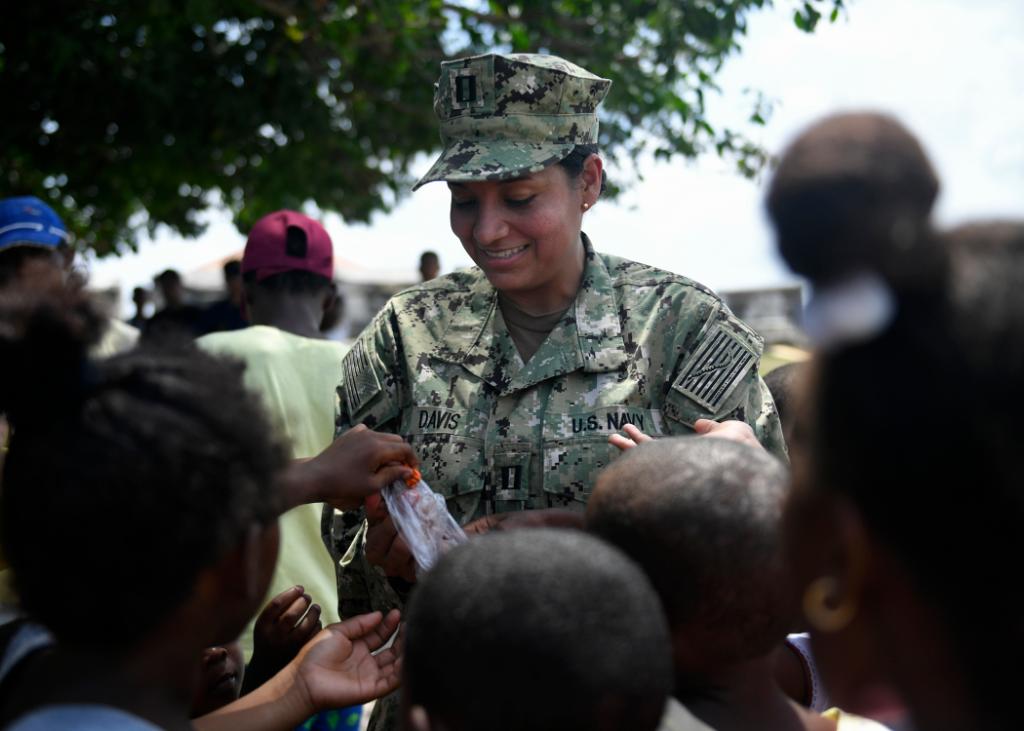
[[0, 0, 842, 254]]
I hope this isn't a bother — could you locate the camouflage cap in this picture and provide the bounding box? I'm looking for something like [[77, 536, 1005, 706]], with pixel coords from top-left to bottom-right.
[[413, 53, 611, 190]]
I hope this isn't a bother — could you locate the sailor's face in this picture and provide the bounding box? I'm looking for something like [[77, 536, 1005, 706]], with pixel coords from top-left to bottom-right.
[[448, 165, 584, 306]]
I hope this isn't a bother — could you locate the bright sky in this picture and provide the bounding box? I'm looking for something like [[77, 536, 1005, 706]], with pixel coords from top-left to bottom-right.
[[89, 0, 1024, 314]]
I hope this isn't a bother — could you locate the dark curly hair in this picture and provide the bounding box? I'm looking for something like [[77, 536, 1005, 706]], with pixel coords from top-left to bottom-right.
[[0, 289, 287, 649]]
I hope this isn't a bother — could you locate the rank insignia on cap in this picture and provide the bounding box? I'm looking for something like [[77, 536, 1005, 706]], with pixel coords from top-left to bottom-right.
[[673, 324, 757, 413], [342, 340, 383, 418], [450, 67, 486, 111]]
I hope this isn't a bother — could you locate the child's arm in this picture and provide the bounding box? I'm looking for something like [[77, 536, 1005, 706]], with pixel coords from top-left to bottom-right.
[[281, 424, 418, 512], [194, 610, 402, 731]]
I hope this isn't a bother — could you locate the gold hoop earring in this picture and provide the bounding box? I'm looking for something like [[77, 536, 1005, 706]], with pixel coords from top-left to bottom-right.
[[802, 576, 857, 633]]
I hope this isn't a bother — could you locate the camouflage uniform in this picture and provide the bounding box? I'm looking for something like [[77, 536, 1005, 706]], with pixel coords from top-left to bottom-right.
[[327, 52, 784, 730], [330, 234, 784, 602]]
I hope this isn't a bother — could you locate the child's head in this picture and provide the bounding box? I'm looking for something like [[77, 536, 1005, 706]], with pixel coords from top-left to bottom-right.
[[403, 528, 673, 731], [0, 289, 287, 652], [587, 437, 792, 683], [766, 112, 941, 291], [190, 641, 245, 717]]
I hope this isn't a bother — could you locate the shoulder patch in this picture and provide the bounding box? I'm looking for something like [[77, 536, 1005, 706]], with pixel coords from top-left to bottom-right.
[[342, 340, 383, 418], [673, 322, 757, 413]]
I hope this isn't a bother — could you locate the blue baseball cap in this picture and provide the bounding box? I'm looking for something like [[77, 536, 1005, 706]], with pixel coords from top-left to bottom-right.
[[0, 196, 70, 251]]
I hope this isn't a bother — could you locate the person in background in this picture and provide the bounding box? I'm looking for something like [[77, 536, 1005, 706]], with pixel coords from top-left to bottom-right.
[[145, 268, 203, 340], [319, 283, 350, 345], [0, 195, 137, 506], [127, 286, 150, 330], [199, 259, 249, 334], [0, 195, 139, 360], [198, 210, 357, 729], [0, 196, 69, 294], [417, 251, 440, 282], [402, 528, 673, 731]]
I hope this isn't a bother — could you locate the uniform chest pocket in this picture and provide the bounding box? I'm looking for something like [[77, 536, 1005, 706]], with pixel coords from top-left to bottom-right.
[[540, 407, 665, 508], [402, 407, 485, 524], [540, 434, 620, 509]]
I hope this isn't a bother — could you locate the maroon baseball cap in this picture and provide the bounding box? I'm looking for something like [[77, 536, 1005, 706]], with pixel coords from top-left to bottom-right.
[[242, 210, 334, 282]]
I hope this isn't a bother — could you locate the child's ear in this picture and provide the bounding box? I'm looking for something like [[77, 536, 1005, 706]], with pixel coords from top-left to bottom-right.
[[321, 283, 339, 315]]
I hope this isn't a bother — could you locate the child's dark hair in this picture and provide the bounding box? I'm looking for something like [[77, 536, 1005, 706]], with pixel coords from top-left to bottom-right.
[[770, 112, 1024, 722], [404, 529, 672, 731], [558, 143, 608, 194], [0, 290, 287, 649], [242, 270, 333, 297], [767, 112, 943, 291], [588, 438, 793, 665]]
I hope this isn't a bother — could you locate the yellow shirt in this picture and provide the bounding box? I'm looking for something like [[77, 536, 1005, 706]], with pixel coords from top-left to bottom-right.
[[198, 326, 348, 657], [822, 708, 894, 730]]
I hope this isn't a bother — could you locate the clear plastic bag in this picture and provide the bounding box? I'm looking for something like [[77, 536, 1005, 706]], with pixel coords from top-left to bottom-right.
[[381, 470, 468, 575]]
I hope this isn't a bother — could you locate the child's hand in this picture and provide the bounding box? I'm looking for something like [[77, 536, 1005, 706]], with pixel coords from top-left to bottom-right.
[[608, 423, 653, 452], [292, 610, 403, 711], [192, 611, 403, 731], [693, 418, 765, 452], [245, 586, 322, 692]]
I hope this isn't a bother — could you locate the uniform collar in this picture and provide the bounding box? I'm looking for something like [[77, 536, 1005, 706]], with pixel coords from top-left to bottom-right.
[[437, 234, 628, 392], [572, 233, 629, 373]]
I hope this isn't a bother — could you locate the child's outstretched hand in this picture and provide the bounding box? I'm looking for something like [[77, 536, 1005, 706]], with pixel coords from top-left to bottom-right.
[[244, 586, 322, 693], [292, 610, 403, 711], [193, 610, 403, 731]]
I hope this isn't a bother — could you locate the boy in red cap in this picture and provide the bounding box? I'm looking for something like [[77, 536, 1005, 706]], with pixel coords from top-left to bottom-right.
[[198, 210, 347, 679]]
